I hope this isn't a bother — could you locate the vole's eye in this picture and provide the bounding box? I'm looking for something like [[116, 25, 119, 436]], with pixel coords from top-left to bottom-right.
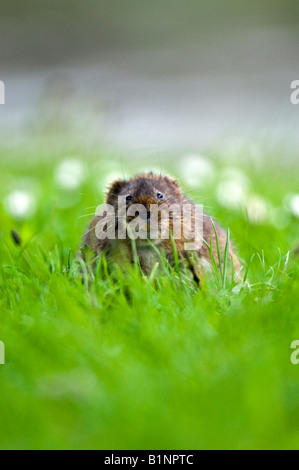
[[126, 194, 132, 203], [157, 192, 163, 199]]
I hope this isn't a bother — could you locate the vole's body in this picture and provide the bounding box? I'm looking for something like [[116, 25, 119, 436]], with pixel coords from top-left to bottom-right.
[[81, 173, 240, 284]]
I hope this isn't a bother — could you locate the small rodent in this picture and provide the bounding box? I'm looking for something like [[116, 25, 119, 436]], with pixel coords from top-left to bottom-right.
[[80, 172, 241, 285]]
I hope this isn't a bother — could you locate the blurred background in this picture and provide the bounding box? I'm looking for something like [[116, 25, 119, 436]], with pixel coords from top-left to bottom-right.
[[2, 2, 299, 452], [1, 0, 299, 159]]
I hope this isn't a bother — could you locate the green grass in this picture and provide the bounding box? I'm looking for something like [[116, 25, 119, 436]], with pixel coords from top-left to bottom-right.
[[0, 144, 299, 450]]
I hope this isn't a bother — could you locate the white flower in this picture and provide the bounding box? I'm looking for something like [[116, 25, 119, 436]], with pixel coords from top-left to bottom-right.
[[216, 167, 251, 210], [270, 207, 290, 230], [179, 154, 214, 188], [55, 158, 85, 189], [216, 180, 247, 209], [221, 168, 250, 190], [289, 194, 299, 218], [246, 195, 269, 224], [4, 190, 36, 219]]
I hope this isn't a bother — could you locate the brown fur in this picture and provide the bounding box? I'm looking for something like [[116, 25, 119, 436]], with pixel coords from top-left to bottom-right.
[[80, 173, 241, 285]]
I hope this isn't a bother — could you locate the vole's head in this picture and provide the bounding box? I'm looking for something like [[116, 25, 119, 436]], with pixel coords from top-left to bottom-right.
[[106, 172, 182, 208], [105, 173, 184, 245]]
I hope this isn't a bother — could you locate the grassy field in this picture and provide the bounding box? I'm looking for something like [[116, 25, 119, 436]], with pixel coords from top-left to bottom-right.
[[0, 143, 299, 450]]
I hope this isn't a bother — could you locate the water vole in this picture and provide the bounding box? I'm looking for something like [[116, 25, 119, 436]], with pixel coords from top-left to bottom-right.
[[80, 172, 241, 284]]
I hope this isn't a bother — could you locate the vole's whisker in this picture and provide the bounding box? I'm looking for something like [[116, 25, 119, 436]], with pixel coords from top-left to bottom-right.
[[77, 213, 98, 219]]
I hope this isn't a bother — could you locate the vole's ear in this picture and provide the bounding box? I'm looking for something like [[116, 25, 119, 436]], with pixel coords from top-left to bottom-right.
[[164, 175, 180, 187], [106, 179, 127, 204]]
